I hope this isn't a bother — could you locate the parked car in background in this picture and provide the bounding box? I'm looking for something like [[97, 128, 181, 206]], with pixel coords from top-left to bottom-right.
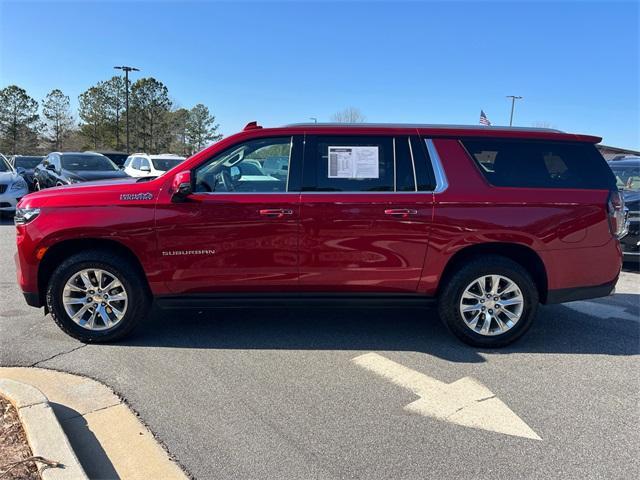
[[609, 157, 640, 262], [33, 152, 128, 190], [123, 153, 186, 178], [15, 122, 625, 346], [95, 151, 129, 167], [0, 153, 29, 216], [9, 155, 44, 191]]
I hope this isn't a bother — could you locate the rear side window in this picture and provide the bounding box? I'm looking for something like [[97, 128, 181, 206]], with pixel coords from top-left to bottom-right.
[[462, 139, 616, 190], [303, 136, 394, 192]]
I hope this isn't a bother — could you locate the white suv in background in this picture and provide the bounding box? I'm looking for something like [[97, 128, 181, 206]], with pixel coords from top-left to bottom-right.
[[0, 153, 29, 216], [123, 153, 186, 178]]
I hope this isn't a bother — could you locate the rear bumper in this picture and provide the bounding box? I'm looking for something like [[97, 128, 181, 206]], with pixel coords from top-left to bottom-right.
[[545, 278, 617, 304]]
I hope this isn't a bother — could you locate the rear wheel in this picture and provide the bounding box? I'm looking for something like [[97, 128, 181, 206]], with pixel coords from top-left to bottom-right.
[[438, 256, 538, 347], [46, 250, 150, 342]]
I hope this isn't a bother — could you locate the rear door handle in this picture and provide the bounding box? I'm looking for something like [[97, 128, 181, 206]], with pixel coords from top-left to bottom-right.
[[259, 208, 294, 218], [384, 209, 418, 218]]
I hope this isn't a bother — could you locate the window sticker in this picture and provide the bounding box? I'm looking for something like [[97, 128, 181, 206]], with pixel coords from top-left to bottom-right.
[[328, 146, 379, 179]]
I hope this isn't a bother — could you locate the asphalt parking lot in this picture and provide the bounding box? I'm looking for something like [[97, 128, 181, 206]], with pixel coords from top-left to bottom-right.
[[0, 217, 638, 480]]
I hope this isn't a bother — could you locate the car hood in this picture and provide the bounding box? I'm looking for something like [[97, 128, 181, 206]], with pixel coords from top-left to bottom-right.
[[65, 169, 129, 182], [0, 171, 20, 184], [622, 190, 640, 211]]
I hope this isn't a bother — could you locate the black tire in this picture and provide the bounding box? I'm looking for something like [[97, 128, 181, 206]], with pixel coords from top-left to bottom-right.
[[437, 255, 539, 348], [46, 250, 150, 343]]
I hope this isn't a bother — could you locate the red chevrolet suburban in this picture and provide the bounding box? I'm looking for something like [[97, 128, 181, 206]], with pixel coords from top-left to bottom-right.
[[14, 123, 625, 347]]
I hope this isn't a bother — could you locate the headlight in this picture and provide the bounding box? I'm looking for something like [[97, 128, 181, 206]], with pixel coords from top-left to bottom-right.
[[10, 179, 28, 192], [14, 208, 40, 225]]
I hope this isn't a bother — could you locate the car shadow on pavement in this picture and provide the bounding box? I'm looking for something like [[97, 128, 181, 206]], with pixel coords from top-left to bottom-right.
[[116, 292, 640, 363], [51, 403, 120, 480]]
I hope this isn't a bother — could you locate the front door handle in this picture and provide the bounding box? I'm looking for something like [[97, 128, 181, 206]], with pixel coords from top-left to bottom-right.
[[259, 208, 294, 218], [384, 209, 418, 218]]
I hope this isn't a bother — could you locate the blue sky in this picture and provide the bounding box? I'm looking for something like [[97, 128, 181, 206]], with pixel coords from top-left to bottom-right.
[[1, 0, 638, 148]]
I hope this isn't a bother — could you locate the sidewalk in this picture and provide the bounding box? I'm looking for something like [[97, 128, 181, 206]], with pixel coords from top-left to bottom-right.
[[0, 367, 187, 480]]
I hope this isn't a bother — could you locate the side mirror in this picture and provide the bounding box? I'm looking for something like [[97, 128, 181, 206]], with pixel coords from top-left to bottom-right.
[[16, 167, 26, 176], [171, 170, 192, 202], [140, 165, 151, 172]]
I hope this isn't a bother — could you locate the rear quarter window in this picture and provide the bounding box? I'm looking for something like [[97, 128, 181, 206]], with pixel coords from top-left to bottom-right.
[[461, 139, 616, 190]]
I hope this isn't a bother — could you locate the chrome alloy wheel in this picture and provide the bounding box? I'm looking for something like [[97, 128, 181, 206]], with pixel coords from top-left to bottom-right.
[[459, 275, 524, 336], [62, 268, 128, 331]]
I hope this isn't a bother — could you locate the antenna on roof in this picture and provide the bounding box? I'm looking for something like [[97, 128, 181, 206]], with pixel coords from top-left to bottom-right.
[[243, 121, 262, 131]]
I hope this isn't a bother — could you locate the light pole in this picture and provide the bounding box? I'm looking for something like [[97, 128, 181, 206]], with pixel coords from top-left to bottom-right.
[[114, 66, 140, 153], [506, 95, 523, 127]]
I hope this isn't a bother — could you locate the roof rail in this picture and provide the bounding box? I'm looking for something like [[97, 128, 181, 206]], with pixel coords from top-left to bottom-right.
[[282, 122, 564, 133]]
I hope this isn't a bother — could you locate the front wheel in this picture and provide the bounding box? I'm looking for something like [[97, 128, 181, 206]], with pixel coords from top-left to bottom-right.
[[46, 250, 150, 342], [438, 256, 539, 348]]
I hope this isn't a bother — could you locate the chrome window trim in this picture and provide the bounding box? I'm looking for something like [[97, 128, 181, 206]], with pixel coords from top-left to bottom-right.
[[392, 137, 397, 192], [424, 139, 449, 194], [284, 136, 293, 192]]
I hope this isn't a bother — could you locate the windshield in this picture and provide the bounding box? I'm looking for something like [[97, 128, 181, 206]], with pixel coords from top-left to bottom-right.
[[62, 154, 118, 172], [15, 156, 43, 169], [151, 158, 183, 171], [0, 155, 10, 172], [610, 163, 640, 191]]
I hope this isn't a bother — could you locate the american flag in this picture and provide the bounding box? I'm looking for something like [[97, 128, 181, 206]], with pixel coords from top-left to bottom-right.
[[479, 110, 492, 126]]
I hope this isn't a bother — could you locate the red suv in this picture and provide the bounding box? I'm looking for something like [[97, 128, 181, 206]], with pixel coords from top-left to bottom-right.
[[14, 123, 625, 347]]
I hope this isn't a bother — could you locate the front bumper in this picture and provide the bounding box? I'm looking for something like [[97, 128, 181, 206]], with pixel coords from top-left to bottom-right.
[[620, 220, 639, 262]]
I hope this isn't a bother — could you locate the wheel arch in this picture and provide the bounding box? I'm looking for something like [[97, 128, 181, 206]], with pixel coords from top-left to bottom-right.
[[38, 238, 150, 304], [437, 242, 549, 302]]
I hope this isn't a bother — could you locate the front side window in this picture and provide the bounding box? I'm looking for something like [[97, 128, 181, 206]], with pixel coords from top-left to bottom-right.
[[195, 137, 292, 193], [462, 139, 616, 190], [303, 136, 394, 192], [132, 157, 141, 169]]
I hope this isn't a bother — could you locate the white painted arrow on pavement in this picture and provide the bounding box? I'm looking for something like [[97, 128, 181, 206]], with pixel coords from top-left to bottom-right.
[[352, 352, 541, 440]]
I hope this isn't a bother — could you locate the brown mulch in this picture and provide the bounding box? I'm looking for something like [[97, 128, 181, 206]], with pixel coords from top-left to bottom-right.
[[0, 395, 40, 480]]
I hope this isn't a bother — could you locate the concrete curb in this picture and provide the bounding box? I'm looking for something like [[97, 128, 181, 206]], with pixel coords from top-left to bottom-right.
[[0, 378, 88, 480], [0, 367, 188, 480]]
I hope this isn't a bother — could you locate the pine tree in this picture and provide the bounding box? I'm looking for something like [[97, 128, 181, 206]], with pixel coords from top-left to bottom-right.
[[0, 85, 40, 154], [42, 89, 75, 150]]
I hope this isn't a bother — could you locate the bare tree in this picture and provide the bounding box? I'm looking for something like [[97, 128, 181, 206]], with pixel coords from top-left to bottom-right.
[[331, 107, 366, 123]]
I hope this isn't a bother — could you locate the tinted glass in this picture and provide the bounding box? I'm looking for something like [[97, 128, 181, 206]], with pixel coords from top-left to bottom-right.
[[413, 137, 436, 191], [0, 156, 10, 172], [195, 137, 291, 193], [151, 158, 183, 171], [462, 139, 616, 190], [14, 156, 43, 169], [61, 154, 118, 172], [394, 137, 416, 191], [304, 136, 394, 192]]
